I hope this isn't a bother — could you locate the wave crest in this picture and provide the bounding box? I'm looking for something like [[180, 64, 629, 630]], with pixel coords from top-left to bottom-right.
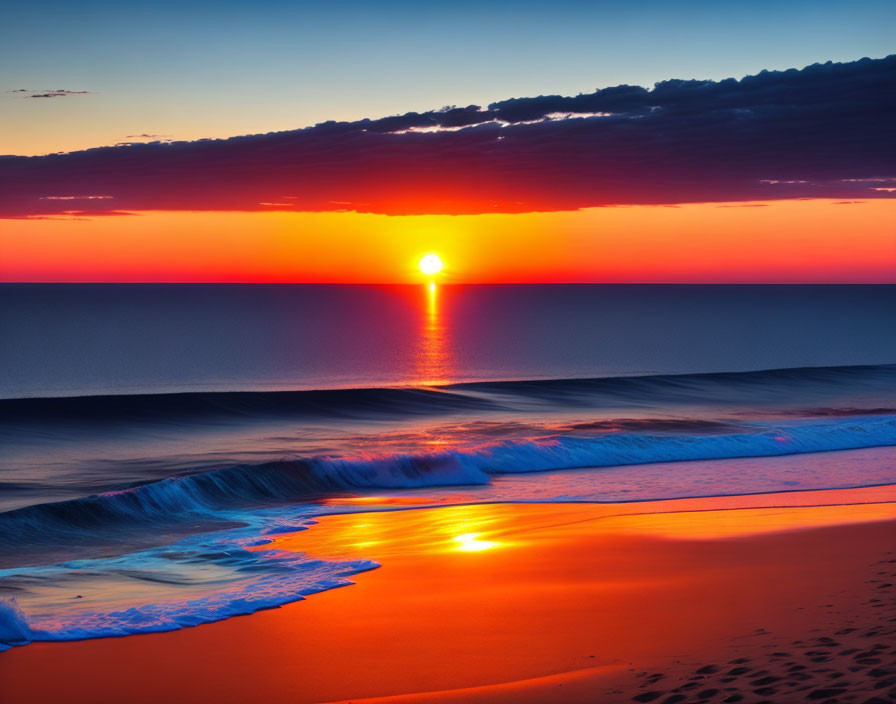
[[0, 599, 32, 651], [3, 363, 894, 425], [2, 415, 895, 554]]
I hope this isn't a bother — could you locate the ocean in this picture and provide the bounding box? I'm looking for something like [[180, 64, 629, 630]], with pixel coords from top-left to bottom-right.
[[1, 283, 895, 649]]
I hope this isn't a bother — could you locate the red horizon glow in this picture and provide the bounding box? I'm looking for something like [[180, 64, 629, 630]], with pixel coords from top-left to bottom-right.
[[1, 200, 894, 284]]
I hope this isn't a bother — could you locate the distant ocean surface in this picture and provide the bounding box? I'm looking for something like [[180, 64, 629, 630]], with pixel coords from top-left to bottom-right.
[[1, 283, 895, 650], [4, 284, 896, 397]]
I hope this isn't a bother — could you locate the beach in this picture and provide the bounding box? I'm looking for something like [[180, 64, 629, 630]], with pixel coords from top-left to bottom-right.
[[3, 13, 896, 704], [2, 484, 894, 704]]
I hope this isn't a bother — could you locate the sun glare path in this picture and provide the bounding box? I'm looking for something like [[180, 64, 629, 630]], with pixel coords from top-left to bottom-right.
[[409, 276, 454, 386]]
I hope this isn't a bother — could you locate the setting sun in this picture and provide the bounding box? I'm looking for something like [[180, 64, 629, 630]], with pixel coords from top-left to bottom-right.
[[419, 253, 444, 276]]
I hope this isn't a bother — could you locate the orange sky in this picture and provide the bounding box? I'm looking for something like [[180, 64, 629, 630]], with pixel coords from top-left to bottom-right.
[[1, 199, 894, 283]]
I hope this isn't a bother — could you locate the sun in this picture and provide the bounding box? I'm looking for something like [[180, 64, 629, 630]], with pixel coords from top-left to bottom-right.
[[418, 253, 443, 276]]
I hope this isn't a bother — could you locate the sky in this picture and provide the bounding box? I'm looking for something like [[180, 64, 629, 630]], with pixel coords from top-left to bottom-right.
[[1, 0, 894, 282], [2, 201, 894, 283]]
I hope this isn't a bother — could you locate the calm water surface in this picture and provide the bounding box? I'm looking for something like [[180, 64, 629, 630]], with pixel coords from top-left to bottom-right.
[[2, 284, 895, 398]]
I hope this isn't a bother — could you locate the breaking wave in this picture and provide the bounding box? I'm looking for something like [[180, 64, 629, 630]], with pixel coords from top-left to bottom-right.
[[2, 363, 896, 651], [3, 414, 895, 553]]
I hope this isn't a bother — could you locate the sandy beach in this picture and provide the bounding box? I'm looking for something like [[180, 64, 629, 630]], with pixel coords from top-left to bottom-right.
[[4, 12, 895, 704], [2, 485, 895, 704]]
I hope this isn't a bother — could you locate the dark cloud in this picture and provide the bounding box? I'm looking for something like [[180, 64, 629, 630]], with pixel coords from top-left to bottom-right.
[[28, 90, 91, 98], [5, 88, 90, 97], [1, 55, 894, 218]]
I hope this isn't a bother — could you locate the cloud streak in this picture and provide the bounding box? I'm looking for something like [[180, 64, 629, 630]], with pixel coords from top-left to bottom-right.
[[122, 134, 171, 140], [7, 89, 93, 99], [1, 56, 894, 217], [28, 90, 91, 98]]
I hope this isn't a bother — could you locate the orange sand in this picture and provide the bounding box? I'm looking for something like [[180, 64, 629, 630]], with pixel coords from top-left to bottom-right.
[[1, 486, 895, 703]]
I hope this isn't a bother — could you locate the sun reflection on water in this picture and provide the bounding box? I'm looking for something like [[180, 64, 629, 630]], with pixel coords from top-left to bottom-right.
[[412, 282, 455, 386]]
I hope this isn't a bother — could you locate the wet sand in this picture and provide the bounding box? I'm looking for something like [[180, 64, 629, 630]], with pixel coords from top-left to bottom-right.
[[1, 485, 895, 704]]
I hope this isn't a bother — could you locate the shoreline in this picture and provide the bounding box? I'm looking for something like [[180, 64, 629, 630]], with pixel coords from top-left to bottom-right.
[[2, 485, 895, 703]]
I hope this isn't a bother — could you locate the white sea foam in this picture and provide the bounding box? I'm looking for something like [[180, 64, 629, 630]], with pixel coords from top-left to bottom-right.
[[0, 599, 32, 651]]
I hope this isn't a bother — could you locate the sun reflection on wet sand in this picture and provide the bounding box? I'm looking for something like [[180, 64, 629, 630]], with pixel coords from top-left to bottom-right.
[[412, 282, 455, 386], [270, 503, 510, 560], [453, 532, 499, 552], [264, 486, 896, 565]]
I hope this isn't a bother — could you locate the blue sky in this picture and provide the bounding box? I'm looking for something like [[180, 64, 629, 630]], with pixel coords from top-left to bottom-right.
[[2, 0, 894, 155]]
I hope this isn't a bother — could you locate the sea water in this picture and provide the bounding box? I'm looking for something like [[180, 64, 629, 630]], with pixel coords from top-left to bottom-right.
[[1, 284, 895, 648]]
